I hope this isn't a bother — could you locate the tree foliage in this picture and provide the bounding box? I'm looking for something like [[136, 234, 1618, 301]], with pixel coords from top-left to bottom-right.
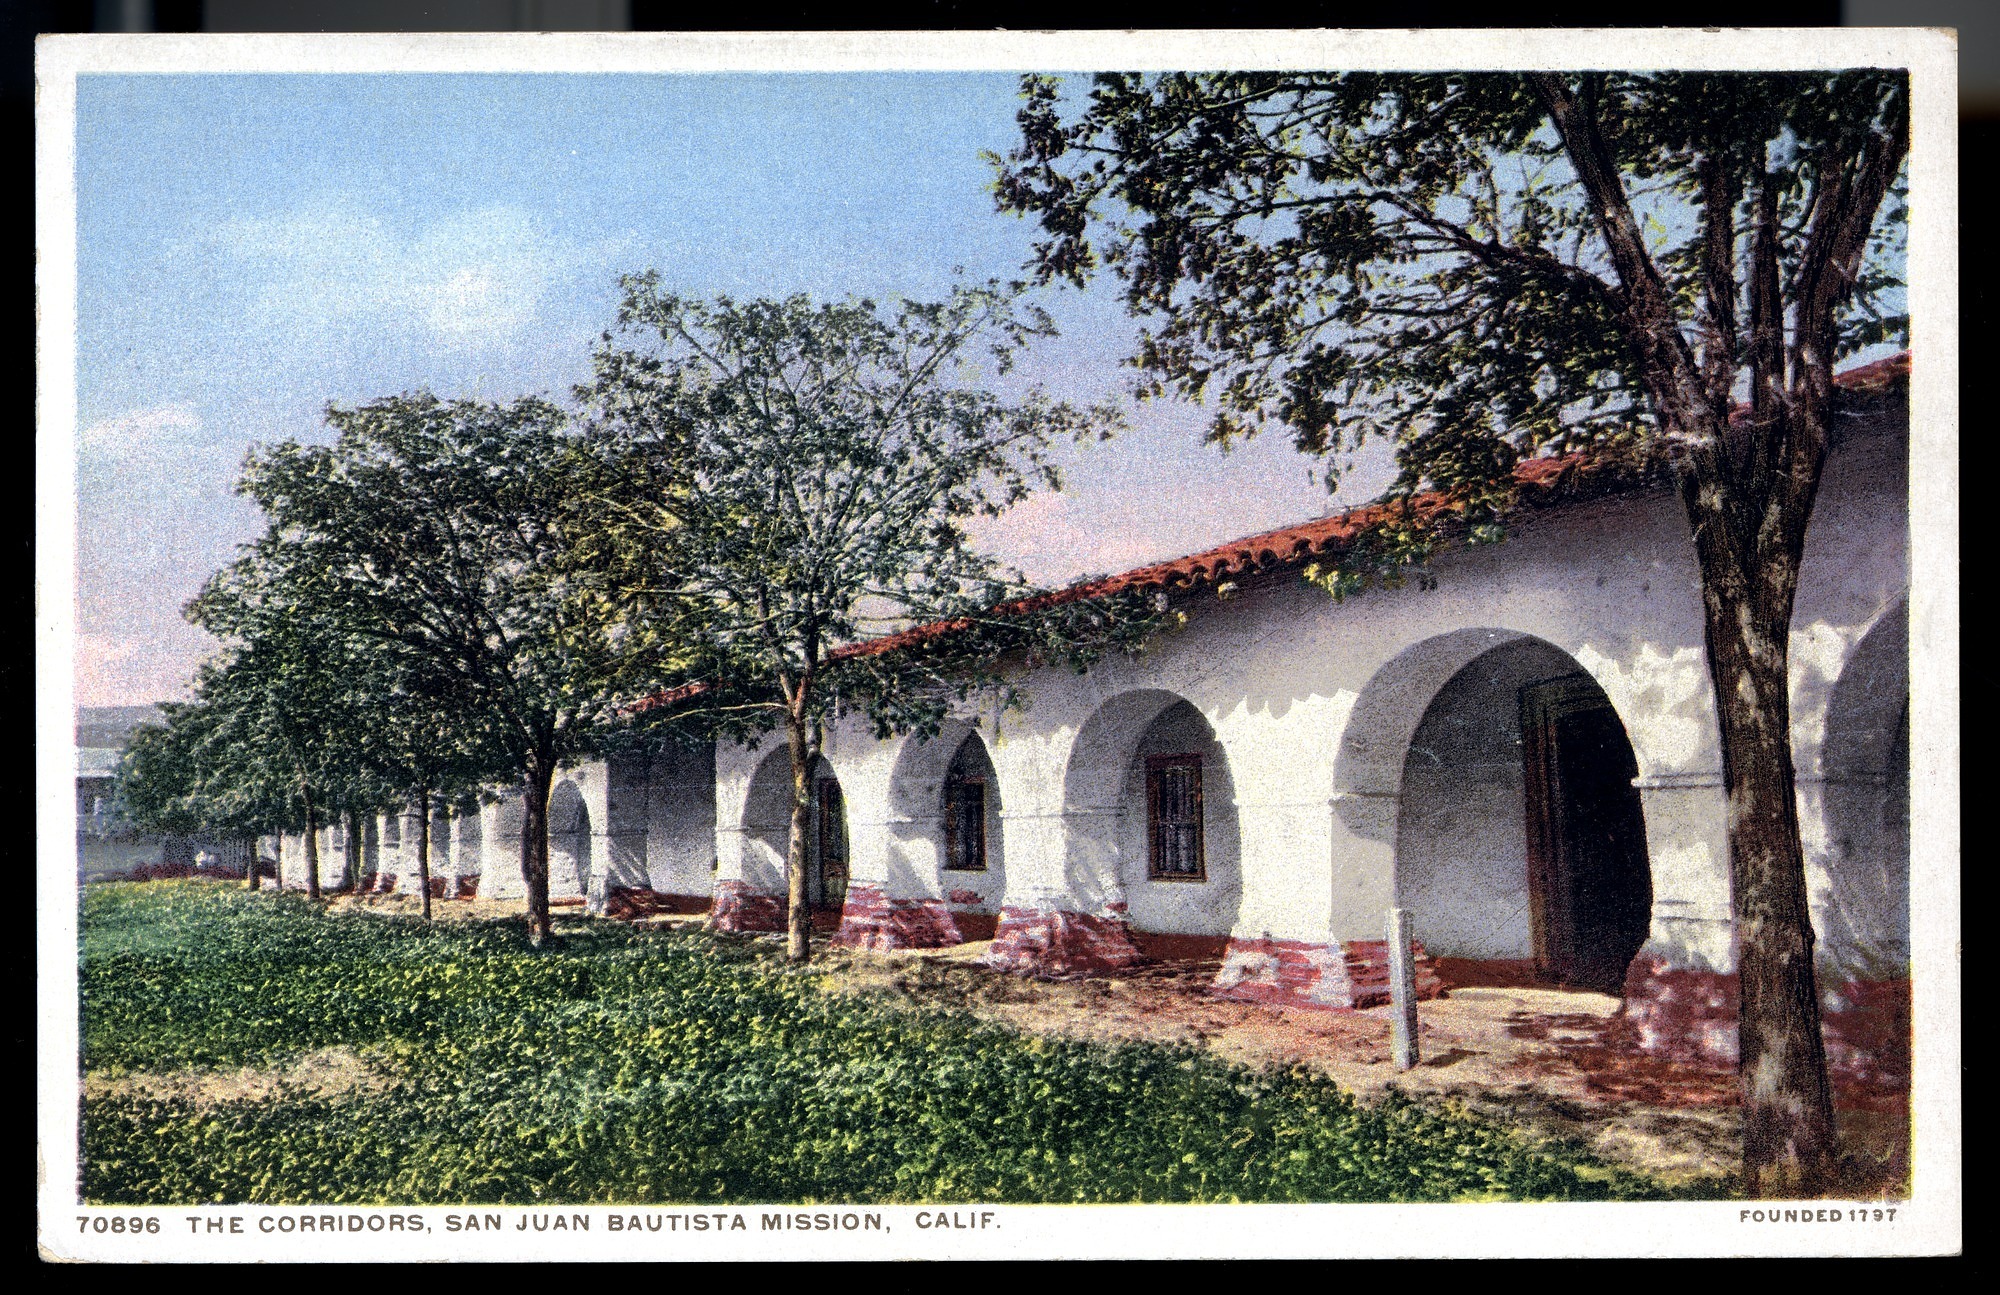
[[113, 703, 228, 842], [579, 280, 1168, 959], [998, 72, 1904, 515], [233, 394, 656, 942], [995, 70, 1909, 1194]]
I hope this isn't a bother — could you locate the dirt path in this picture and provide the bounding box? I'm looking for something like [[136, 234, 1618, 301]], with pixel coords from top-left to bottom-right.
[[85, 1046, 393, 1107], [813, 941, 1906, 1193]]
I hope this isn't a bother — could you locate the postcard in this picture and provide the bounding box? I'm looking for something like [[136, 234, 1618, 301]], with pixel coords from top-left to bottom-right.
[[36, 27, 1960, 1260]]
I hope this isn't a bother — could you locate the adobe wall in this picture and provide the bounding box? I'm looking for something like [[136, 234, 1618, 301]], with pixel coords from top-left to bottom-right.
[[690, 416, 1907, 1037]]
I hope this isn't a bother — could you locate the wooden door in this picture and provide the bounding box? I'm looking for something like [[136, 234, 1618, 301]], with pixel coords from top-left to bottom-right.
[[1521, 676, 1653, 992]]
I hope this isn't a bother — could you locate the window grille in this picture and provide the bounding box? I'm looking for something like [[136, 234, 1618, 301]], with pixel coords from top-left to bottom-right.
[[1146, 754, 1205, 881], [943, 775, 987, 871]]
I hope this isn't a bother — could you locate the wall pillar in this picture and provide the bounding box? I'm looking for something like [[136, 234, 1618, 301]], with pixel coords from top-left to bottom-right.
[[477, 794, 524, 900], [599, 754, 651, 896], [1209, 791, 1426, 1010], [448, 807, 481, 899], [644, 742, 718, 904], [710, 823, 785, 933], [981, 806, 1144, 977], [1615, 773, 1740, 1065]]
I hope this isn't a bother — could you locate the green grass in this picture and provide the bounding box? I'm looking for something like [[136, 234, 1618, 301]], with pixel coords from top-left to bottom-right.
[[81, 880, 1686, 1205]]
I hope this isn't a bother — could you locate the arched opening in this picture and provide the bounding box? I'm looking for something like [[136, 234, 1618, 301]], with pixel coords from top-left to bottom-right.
[[1395, 636, 1651, 993], [1063, 689, 1242, 941], [1818, 599, 1910, 972], [940, 731, 1004, 880], [547, 779, 592, 899], [450, 802, 482, 898], [740, 748, 848, 914], [808, 762, 849, 914]]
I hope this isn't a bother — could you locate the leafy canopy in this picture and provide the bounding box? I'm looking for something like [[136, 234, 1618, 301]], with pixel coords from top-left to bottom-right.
[[579, 279, 1163, 741], [995, 71, 1907, 520], [234, 393, 659, 779]]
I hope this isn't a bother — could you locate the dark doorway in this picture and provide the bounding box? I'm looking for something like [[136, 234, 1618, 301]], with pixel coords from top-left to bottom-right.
[[1520, 675, 1653, 992], [810, 776, 849, 913]]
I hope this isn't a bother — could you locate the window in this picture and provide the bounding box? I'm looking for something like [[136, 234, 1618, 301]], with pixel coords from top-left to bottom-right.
[[1146, 754, 1205, 881], [943, 775, 987, 871]]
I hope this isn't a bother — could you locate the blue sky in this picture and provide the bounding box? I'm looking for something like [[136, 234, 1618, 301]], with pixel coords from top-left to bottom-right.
[[73, 72, 1362, 706]]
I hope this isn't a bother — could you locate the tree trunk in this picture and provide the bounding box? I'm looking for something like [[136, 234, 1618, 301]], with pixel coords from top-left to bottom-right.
[[245, 837, 262, 891], [1700, 579, 1838, 1195], [416, 788, 434, 922], [520, 759, 557, 947], [345, 808, 364, 893], [785, 710, 814, 964], [303, 805, 322, 900]]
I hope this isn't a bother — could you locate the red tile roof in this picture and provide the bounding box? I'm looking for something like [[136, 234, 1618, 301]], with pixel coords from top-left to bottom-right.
[[629, 352, 1910, 714]]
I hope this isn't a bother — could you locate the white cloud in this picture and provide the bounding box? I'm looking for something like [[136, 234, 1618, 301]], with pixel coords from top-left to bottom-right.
[[74, 627, 211, 708], [203, 202, 607, 352], [76, 403, 204, 458]]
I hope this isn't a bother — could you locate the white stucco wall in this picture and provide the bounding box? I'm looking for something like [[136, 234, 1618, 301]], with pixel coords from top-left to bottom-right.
[[664, 414, 1908, 981], [644, 741, 717, 897]]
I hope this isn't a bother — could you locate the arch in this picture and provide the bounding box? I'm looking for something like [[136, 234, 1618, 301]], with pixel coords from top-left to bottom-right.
[[739, 745, 848, 911], [1389, 634, 1652, 992], [1334, 627, 1538, 813], [1816, 597, 1910, 971], [547, 778, 592, 898], [940, 730, 1005, 878], [1063, 689, 1242, 936], [880, 720, 1009, 905], [884, 718, 982, 821]]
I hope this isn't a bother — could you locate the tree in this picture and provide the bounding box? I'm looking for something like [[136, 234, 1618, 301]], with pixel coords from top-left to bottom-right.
[[185, 561, 384, 901], [579, 280, 1163, 963], [994, 71, 1908, 1194], [344, 672, 497, 921], [113, 700, 261, 879], [235, 394, 647, 946]]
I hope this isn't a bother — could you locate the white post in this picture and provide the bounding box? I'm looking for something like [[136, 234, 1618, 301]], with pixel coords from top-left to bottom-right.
[[1387, 907, 1419, 1071]]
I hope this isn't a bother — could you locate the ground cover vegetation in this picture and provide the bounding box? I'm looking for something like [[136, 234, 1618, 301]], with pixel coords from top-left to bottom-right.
[[81, 882, 1690, 1205]]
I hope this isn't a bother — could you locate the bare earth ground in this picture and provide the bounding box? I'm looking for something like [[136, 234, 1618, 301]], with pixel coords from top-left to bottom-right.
[[86, 1045, 394, 1106], [109, 893, 1910, 1194]]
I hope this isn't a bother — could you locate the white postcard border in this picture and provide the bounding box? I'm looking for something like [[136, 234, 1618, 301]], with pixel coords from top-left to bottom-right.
[[36, 26, 1961, 1262]]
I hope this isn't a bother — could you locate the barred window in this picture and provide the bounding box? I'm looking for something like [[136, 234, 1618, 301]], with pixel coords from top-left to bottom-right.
[[1146, 754, 1205, 881], [943, 775, 987, 872]]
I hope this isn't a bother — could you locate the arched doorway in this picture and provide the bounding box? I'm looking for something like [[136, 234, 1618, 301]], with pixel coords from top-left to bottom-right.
[[1395, 636, 1651, 993], [807, 760, 849, 914], [1817, 599, 1910, 970], [547, 779, 592, 899], [741, 748, 848, 914], [1061, 689, 1242, 942]]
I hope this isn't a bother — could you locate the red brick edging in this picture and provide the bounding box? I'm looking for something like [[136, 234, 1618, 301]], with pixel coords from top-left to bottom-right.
[[831, 882, 966, 951], [980, 905, 1147, 977], [1618, 955, 1910, 1098], [708, 879, 786, 933], [1214, 935, 1446, 1010]]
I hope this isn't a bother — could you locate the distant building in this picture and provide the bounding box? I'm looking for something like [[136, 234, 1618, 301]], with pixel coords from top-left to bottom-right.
[[75, 705, 251, 880]]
